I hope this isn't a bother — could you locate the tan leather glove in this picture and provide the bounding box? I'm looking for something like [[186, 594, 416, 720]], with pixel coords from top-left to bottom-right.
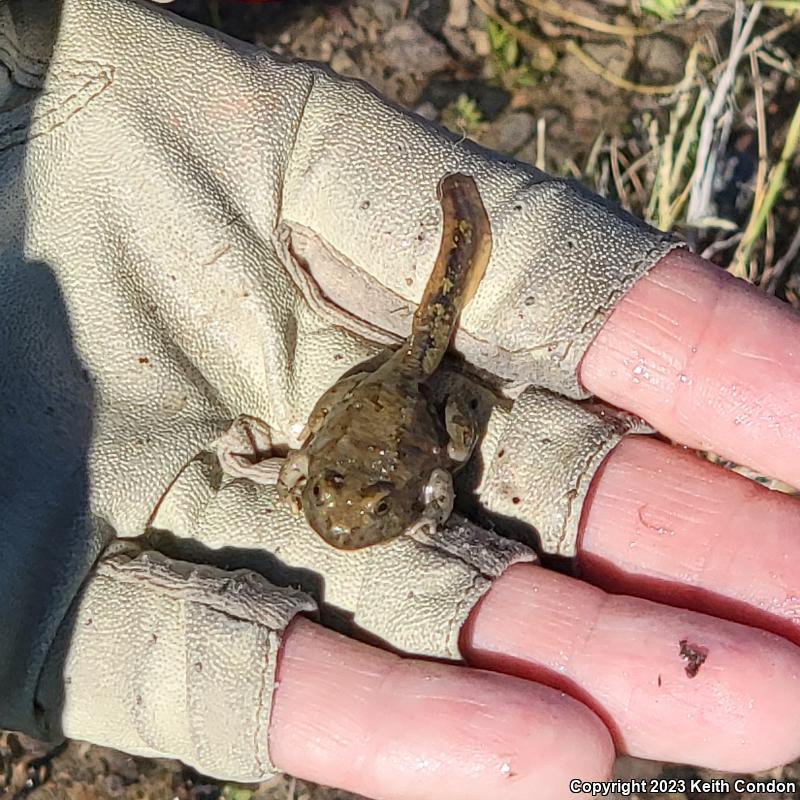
[[0, 0, 679, 781]]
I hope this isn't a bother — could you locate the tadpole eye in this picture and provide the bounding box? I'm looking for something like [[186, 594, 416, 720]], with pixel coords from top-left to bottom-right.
[[312, 484, 320, 497], [375, 501, 389, 515], [326, 471, 345, 488]]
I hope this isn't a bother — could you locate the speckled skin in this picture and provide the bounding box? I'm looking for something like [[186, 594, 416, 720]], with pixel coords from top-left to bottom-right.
[[278, 174, 493, 549]]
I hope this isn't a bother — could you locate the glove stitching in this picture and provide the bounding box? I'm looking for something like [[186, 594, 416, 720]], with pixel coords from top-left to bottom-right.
[[252, 627, 274, 776], [559, 424, 625, 551], [275, 66, 317, 225]]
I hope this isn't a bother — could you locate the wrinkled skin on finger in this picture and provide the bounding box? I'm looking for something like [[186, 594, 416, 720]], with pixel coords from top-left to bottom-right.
[[270, 618, 614, 800]]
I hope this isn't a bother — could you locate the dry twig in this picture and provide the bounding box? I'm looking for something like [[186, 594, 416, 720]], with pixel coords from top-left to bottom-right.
[[686, 0, 763, 227], [519, 0, 654, 37], [564, 40, 685, 94], [764, 225, 800, 293], [731, 97, 800, 272], [472, 0, 545, 53], [536, 116, 547, 171]]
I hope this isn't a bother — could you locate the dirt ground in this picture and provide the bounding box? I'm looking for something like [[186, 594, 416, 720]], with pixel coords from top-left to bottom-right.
[[2, 1, 799, 799]]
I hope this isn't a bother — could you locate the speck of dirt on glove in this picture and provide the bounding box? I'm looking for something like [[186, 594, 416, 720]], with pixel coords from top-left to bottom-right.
[[679, 638, 708, 678]]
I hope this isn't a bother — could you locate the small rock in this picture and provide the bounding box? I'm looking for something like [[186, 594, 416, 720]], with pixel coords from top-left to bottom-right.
[[468, 28, 491, 57], [560, 41, 631, 96], [537, 0, 615, 36], [530, 40, 557, 72], [582, 41, 631, 78], [348, 4, 373, 30], [636, 35, 687, 83], [446, 0, 470, 29], [317, 38, 333, 62], [103, 773, 126, 797], [383, 20, 450, 76], [415, 101, 439, 121], [329, 49, 357, 76], [372, 0, 398, 28], [484, 111, 537, 155]]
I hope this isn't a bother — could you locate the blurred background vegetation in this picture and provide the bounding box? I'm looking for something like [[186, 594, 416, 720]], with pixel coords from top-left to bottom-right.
[[182, 0, 800, 302]]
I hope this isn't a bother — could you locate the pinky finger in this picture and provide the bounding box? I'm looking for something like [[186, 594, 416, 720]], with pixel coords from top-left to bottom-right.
[[269, 617, 614, 800]]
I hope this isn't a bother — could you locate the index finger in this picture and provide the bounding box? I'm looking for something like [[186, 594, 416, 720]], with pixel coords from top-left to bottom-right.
[[581, 248, 800, 488]]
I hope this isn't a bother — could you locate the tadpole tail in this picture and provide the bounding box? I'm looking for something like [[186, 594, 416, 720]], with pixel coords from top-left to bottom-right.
[[404, 173, 492, 378]]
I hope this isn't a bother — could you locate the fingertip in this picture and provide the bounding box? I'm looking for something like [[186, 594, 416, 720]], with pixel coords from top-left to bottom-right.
[[579, 436, 800, 645], [722, 629, 800, 772], [581, 248, 800, 488], [542, 689, 615, 787]]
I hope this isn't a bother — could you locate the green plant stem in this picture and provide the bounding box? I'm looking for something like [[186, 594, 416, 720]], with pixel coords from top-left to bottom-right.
[[732, 98, 800, 274], [759, 0, 800, 9]]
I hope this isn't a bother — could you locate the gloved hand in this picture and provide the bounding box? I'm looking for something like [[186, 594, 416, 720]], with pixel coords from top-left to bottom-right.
[[4, 1, 800, 798]]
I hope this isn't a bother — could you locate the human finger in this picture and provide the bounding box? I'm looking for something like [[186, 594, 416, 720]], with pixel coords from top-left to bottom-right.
[[269, 617, 613, 800], [579, 436, 800, 644], [581, 248, 800, 488], [462, 564, 800, 773]]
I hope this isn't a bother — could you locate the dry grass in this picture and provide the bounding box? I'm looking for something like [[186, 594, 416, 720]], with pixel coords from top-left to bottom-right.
[[484, 0, 799, 299]]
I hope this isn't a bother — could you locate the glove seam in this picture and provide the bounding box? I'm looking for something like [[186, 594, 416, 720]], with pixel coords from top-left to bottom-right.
[[253, 627, 277, 776], [276, 64, 317, 225], [448, 571, 488, 660]]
